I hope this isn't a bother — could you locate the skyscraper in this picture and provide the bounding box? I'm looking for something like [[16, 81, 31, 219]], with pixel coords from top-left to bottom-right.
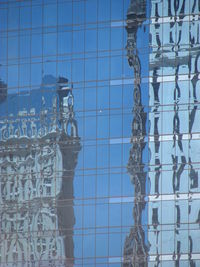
[[124, 0, 200, 266], [0, 0, 200, 266], [148, 1, 200, 266]]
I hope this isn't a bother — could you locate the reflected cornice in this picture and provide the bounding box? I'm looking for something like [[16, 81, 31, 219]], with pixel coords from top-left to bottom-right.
[[0, 76, 81, 266]]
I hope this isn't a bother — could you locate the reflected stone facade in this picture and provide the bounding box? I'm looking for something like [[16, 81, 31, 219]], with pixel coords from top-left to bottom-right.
[[0, 78, 80, 266], [124, 0, 200, 266]]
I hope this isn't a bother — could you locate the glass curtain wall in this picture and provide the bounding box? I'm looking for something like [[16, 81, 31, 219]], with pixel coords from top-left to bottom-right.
[[0, 0, 133, 266], [148, 1, 200, 266], [0, 0, 200, 266]]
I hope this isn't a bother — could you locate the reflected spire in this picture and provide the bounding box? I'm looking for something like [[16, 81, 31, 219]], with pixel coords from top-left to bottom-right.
[[123, 1, 148, 267]]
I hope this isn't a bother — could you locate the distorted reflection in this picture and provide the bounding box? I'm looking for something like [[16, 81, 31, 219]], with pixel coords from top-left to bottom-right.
[[149, 0, 200, 266], [123, 1, 149, 266], [0, 76, 80, 266], [124, 0, 200, 266]]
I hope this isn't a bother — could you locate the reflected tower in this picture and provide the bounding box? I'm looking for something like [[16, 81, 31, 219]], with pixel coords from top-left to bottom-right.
[[123, 1, 149, 266], [0, 77, 81, 266], [149, 1, 200, 266]]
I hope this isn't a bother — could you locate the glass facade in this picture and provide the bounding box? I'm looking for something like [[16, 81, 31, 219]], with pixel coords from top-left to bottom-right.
[[0, 0, 199, 266]]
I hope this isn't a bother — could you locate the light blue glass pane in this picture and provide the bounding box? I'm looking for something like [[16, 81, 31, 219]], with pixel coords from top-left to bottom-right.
[[8, 65, 18, 88], [162, 231, 174, 254], [122, 203, 133, 226], [111, 56, 122, 79], [19, 93, 30, 111], [97, 115, 109, 139], [8, 36, 19, 59], [31, 34, 42, 57], [98, 28, 110, 51], [96, 204, 108, 227], [97, 87, 109, 110], [83, 235, 95, 257], [98, 0, 110, 21], [20, 35, 31, 58], [20, 6, 31, 29], [32, 5, 42, 28], [109, 204, 121, 227], [111, 0, 123, 20], [31, 63, 42, 86], [110, 173, 121, 196], [123, 85, 133, 108], [111, 27, 123, 50], [85, 29, 97, 52], [110, 115, 122, 138], [0, 8, 8, 30], [84, 205, 95, 227], [44, 4, 57, 27], [96, 234, 108, 257], [84, 175, 95, 198], [84, 116, 96, 139], [73, 1, 84, 24], [124, 0, 130, 18], [86, 0, 97, 23], [58, 2, 72, 25], [74, 206, 83, 228], [0, 38, 7, 62], [85, 58, 97, 81], [74, 235, 83, 258], [123, 114, 132, 136], [97, 145, 109, 168], [97, 175, 109, 197], [57, 61, 71, 82], [110, 85, 122, 109], [72, 60, 84, 82], [73, 89, 84, 111], [110, 144, 122, 167], [0, 65, 7, 84], [43, 61, 56, 77], [85, 87, 96, 110], [74, 176, 83, 198], [76, 118, 84, 141], [98, 57, 109, 80], [73, 31, 84, 53], [84, 146, 96, 168], [109, 233, 122, 257], [58, 31, 72, 54], [122, 173, 134, 196], [8, 7, 19, 30], [19, 64, 30, 86], [43, 33, 57, 56]]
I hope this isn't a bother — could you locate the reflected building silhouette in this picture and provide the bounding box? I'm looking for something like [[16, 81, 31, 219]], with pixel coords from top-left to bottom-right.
[[124, 0, 200, 266], [0, 77, 81, 266], [149, 1, 200, 266], [123, 0, 149, 266]]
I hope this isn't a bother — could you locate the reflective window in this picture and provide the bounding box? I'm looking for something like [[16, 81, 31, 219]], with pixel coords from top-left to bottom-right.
[[0, 0, 200, 266]]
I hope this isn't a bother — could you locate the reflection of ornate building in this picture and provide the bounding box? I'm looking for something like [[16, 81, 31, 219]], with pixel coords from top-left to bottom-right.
[[0, 77, 80, 266], [123, 1, 148, 266], [149, 1, 200, 266], [125, 0, 200, 266]]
